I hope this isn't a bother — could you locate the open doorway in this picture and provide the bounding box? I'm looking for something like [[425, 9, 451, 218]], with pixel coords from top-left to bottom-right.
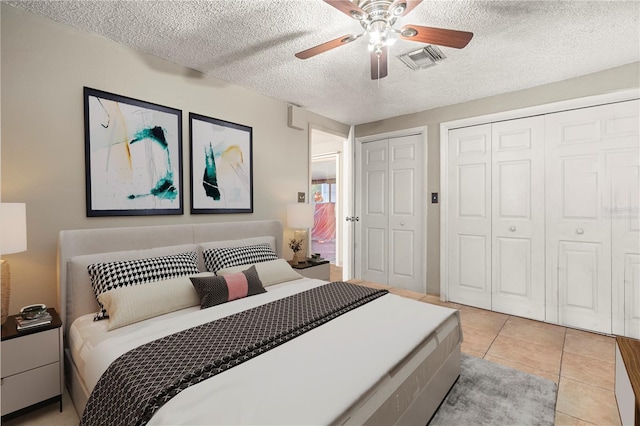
[[311, 155, 338, 262], [310, 128, 347, 281]]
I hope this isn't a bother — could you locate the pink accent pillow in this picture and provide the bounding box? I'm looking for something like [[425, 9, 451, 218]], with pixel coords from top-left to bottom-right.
[[225, 272, 249, 301]]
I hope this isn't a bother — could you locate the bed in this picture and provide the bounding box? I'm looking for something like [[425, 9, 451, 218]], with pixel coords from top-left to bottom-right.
[[58, 220, 461, 425]]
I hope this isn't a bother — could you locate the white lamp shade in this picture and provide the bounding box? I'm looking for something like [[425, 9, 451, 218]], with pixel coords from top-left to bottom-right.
[[287, 203, 314, 229], [0, 203, 27, 255]]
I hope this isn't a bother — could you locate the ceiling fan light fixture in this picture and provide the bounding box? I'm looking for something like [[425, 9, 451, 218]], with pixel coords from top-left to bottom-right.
[[391, 2, 406, 16], [351, 10, 365, 20], [401, 27, 418, 38]]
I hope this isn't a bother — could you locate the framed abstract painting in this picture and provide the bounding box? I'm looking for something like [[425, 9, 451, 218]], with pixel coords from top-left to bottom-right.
[[84, 87, 183, 216], [189, 113, 253, 214]]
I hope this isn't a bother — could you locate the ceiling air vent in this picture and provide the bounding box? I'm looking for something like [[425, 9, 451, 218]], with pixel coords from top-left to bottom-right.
[[398, 45, 446, 71]]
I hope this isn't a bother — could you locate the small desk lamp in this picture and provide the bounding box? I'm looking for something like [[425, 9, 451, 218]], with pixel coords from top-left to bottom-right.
[[1, 203, 27, 324], [287, 203, 314, 264]]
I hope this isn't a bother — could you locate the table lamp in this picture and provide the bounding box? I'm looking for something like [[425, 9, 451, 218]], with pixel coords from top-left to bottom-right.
[[287, 203, 314, 264], [1, 203, 27, 324]]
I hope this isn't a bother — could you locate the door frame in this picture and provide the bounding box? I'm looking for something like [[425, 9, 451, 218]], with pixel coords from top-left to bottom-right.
[[440, 88, 640, 301], [355, 126, 428, 287]]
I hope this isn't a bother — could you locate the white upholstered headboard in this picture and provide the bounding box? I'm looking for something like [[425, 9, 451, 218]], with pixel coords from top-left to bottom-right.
[[57, 220, 283, 336]]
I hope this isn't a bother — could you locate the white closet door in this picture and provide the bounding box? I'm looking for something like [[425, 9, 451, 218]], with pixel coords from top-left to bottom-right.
[[491, 116, 545, 320], [609, 100, 640, 338], [388, 135, 423, 292], [360, 139, 389, 285], [546, 101, 639, 333], [359, 135, 424, 291], [611, 151, 640, 338], [447, 124, 492, 309]]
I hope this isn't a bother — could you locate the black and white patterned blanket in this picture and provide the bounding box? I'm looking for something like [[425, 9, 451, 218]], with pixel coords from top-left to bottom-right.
[[80, 282, 388, 426]]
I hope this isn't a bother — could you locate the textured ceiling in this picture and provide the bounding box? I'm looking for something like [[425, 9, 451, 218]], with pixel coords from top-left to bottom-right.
[[8, 0, 640, 125]]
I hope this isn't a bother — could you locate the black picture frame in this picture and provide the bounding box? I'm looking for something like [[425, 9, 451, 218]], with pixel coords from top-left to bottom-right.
[[84, 87, 183, 217], [189, 113, 253, 214]]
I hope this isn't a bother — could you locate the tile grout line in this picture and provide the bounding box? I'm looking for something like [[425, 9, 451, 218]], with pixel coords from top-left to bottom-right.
[[482, 314, 511, 359], [556, 325, 568, 416]]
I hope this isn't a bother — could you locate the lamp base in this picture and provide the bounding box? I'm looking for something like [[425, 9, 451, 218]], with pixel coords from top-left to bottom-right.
[[293, 229, 308, 260], [1, 260, 10, 325]]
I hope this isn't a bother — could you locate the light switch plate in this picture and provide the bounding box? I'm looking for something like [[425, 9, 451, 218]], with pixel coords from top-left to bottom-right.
[[298, 192, 306, 203]]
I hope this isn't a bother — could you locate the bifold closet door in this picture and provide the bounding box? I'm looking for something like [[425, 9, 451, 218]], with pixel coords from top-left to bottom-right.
[[359, 136, 423, 292], [546, 99, 639, 334], [491, 117, 545, 320], [447, 124, 492, 309], [608, 100, 640, 338], [360, 139, 389, 285], [611, 149, 640, 338]]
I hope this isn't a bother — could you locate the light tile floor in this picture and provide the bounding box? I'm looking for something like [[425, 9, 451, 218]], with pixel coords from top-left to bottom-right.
[[350, 279, 623, 426], [6, 279, 622, 426]]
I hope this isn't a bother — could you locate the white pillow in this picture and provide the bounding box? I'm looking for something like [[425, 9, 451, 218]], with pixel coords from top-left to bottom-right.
[[98, 272, 215, 330], [217, 259, 303, 287]]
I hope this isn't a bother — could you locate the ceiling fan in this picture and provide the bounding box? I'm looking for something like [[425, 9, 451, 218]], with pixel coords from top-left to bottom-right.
[[295, 0, 473, 80]]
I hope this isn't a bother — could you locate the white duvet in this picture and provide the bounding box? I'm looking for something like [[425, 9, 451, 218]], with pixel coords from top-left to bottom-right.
[[69, 278, 459, 425]]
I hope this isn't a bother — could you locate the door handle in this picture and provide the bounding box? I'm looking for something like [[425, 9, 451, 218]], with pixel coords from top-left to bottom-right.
[[400, 221, 405, 226], [509, 226, 516, 232], [576, 228, 584, 235]]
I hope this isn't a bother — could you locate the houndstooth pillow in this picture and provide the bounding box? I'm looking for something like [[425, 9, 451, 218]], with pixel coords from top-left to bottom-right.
[[203, 243, 277, 274], [88, 252, 199, 321]]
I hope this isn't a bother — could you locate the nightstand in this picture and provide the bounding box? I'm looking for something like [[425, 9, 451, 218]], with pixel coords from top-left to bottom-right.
[[288, 259, 331, 281], [1, 308, 63, 420]]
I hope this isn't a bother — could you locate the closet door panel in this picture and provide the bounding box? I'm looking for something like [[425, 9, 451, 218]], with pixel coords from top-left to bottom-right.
[[557, 241, 610, 333], [624, 254, 640, 338], [610, 147, 640, 337], [448, 125, 492, 309], [545, 103, 631, 331], [388, 135, 422, 291], [361, 140, 389, 284], [491, 117, 545, 320]]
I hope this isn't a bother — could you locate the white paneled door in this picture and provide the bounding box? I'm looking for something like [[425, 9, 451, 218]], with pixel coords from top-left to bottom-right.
[[360, 139, 389, 285], [359, 134, 423, 292], [546, 100, 639, 334], [447, 124, 492, 309], [491, 117, 545, 320], [444, 95, 639, 337], [447, 117, 545, 317], [610, 151, 640, 338], [608, 103, 640, 338]]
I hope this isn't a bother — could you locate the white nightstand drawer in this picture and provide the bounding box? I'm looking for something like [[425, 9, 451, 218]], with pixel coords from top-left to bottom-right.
[[1, 361, 60, 415], [1, 328, 60, 377]]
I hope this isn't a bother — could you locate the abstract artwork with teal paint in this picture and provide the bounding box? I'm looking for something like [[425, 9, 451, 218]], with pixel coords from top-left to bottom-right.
[[85, 88, 182, 216], [190, 113, 252, 213], [128, 126, 178, 201], [202, 142, 221, 200]]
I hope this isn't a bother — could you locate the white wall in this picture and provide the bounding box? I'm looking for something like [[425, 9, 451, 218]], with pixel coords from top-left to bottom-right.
[[355, 62, 640, 294], [0, 4, 348, 314]]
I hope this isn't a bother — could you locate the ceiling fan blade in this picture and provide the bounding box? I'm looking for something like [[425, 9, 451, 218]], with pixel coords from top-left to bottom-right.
[[400, 24, 473, 49], [324, 0, 367, 20], [371, 47, 388, 80], [295, 34, 358, 60], [389, 0, 423, 17]]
